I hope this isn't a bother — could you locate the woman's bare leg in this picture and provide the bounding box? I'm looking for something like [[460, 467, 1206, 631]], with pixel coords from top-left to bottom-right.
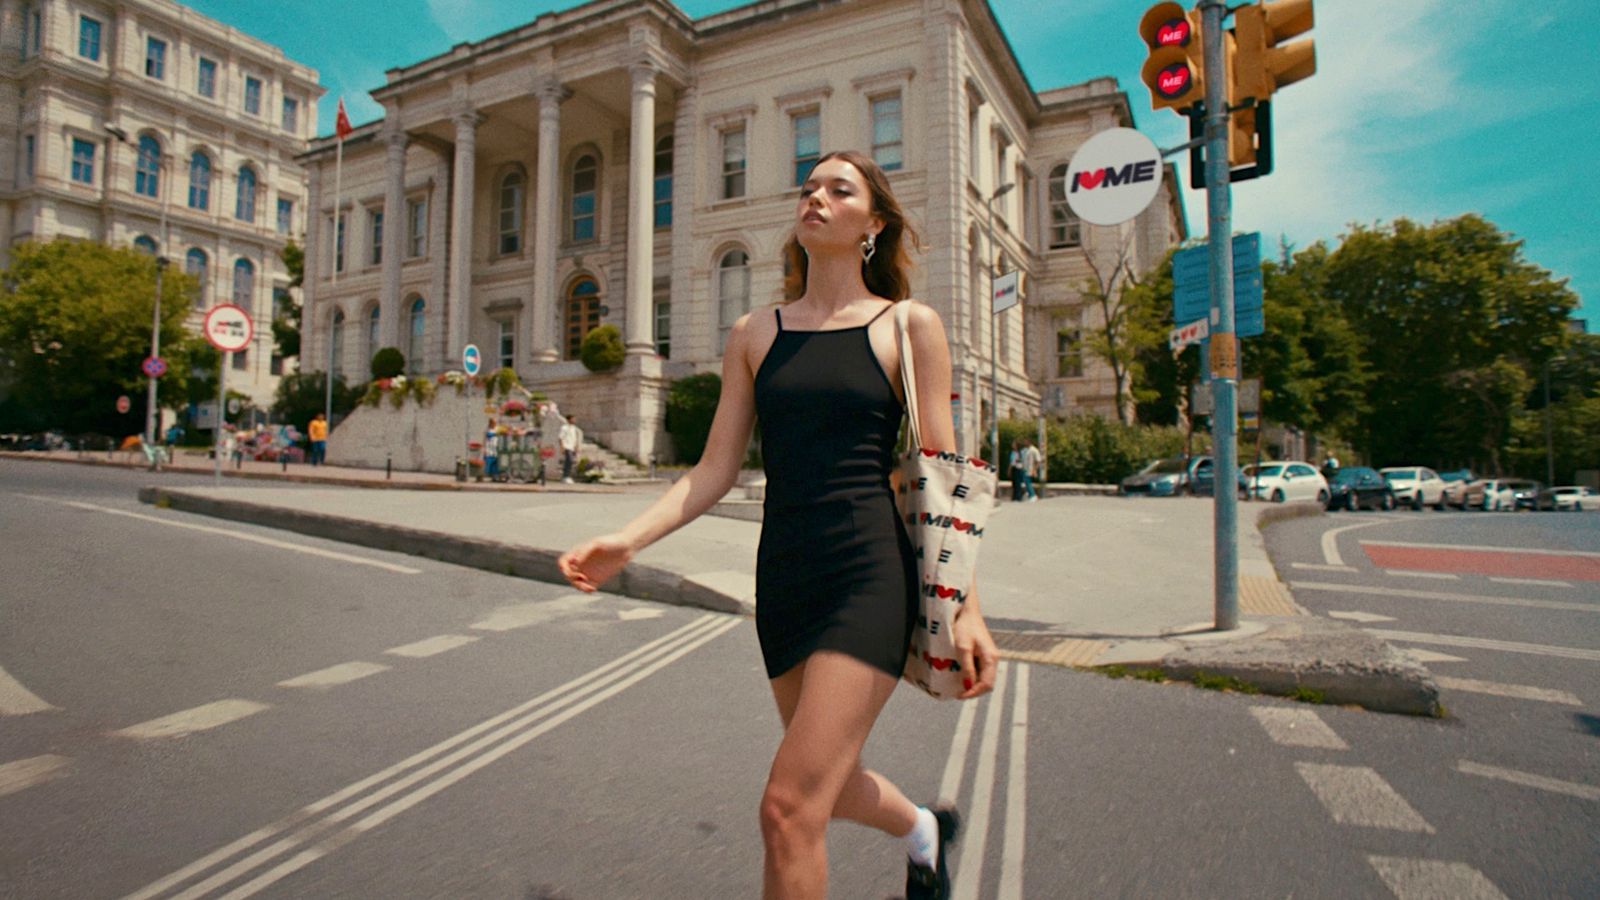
[[760, 651, 908, 899]]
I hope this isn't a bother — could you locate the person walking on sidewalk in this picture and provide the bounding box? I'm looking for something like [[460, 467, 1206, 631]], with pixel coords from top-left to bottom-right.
[[1020, 438, 1042, 501], [558, 415, 582, 483], [483, 418, 501, 481], [307, 413, 328, 467], [1008, 441, 1025, 502], [559, 150, 997, 900]]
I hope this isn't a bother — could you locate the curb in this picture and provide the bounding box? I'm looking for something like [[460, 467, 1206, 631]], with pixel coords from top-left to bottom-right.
[[139, 487, 753, 617]]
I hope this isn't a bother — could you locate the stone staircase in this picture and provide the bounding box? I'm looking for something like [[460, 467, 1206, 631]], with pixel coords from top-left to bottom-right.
[[575, 440, 656, 483]]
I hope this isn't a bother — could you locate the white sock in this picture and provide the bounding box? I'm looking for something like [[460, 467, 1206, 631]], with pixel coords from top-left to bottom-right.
[[904, 806, 939, 868]]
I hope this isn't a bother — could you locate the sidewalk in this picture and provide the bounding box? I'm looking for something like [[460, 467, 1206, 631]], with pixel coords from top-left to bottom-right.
[[5, 450, 1438, 714]]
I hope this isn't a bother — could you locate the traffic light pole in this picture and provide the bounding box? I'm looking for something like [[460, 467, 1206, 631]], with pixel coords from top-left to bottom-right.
[[1201, 0, 1239, 631]]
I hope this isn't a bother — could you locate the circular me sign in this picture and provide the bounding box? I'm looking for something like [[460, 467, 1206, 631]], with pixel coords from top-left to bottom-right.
[[203, 303, 254, 353], [1064, 128, 1163, 227]]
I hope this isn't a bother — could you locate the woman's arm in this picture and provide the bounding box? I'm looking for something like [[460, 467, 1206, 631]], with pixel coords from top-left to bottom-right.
[[558, 314, 759, 592]]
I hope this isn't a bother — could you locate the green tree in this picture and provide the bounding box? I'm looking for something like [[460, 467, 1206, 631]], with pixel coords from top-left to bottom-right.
[[0, 240, 195, 435], [271, 239, 303, 360], [1125, 248, 1200, 426], [370, 346, 405, 379], [271, 371, 364, 435], [1079, 237, 1156, 423], [665, 372, 721, 463], [581, 323, 625, 372]]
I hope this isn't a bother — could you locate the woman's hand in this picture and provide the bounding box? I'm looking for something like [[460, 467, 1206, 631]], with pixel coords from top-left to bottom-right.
[[952, 602, 1000, 699], [558, 534, 634, 593]]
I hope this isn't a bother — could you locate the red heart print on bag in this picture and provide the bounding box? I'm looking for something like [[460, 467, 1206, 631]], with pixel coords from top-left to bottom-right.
[[935, 585, 958, 598]]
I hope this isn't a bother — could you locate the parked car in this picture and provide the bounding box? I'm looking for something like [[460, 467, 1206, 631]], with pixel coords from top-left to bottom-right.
[[1465, 478, 1542, 511], [1188, 456, 1252, 498], [1380, 466, 1447, 510], [1439, 469, 1477, 508], [1538, 486, 1600, 511], [1120, 456, 1204, 497], [1241, 461, 1329, 504], [1326, 466, 1396, 511]]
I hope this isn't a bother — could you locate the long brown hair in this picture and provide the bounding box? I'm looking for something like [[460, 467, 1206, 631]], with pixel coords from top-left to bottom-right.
[[782, 150, 921, 302]]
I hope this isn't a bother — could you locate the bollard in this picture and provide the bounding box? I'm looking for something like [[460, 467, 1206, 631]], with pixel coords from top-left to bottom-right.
[[386, 453, 392, 480], [648, 454, 656, 480], [281, 454, 287, 473], [454, 456, 467, 482]]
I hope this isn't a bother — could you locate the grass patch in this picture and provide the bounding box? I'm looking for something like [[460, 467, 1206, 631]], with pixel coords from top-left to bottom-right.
[[1095, 665, 1168, 682], [1190, 670, 1261, 694], [154, 494, 171, 509], [1289, 685, 1327, 704]]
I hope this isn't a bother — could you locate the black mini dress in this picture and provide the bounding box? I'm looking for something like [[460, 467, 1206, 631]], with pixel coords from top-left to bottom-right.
[[752, 303, 917, 679]]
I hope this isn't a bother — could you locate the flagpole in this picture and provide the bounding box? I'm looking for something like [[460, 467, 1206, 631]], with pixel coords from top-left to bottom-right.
[[326, 98, 349, 427]]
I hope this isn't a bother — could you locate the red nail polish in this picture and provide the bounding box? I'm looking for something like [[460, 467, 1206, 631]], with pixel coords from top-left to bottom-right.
[[963, 679, 973, 690]]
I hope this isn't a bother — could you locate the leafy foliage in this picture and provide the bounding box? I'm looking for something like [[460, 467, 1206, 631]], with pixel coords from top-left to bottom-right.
[[666, 372, 721, 464], [580, 324, 625, 372], [986, 416, 1190, 485], [271, 371, 364, 432], [370, 346, 405, 379]]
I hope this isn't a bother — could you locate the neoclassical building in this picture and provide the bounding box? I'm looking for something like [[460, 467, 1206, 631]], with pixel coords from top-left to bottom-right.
[[299, 0, 1185, 461], [0, 0, 319, 408]]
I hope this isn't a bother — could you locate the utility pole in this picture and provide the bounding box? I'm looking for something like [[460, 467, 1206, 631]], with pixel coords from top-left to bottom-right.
[[983, 182, 1014, 471]]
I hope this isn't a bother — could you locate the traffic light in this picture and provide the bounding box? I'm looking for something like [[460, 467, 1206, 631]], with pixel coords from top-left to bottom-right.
[[1139, 3, 1204, 113], [1232, 0, 1316, 103]]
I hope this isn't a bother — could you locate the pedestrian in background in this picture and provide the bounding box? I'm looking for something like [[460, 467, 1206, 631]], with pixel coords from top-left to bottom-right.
[[558, 414, 582, 483], [1020, 438, 1042, 502], [483, 418, 501, 480], [559, 150, 996, 900], [1008, 440, 1025, 502], [307, 413, 328, 466]]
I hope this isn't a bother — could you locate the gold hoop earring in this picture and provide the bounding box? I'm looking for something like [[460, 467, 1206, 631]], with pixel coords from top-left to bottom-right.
[[860, 233, 877, 264]]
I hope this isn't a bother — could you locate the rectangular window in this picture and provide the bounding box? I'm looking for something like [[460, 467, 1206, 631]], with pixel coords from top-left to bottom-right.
[[272, 286, 290, 321], [654, 300, 671, 359], [369, 209, 383, 266], [277, 198, 293, 235], [791, 112, 820, 187], [197, 57, 217, 98], [24, 135, 35, 181], [79, 16, 102, 61], [498, 319, 514, 369], [270, 354, 284, 376], [871, 94, 903, 172], [244, 77, 262, 115], [994, 136, 1010, 209], [70, 138, 95, 184], [334, 213, 346, 273], [407, 198, 426, 257], [721, 127, 746, 200], [232, 348, 248, 371], [281, 97, 298, 133], [23, 6, 41, 59], [1056, 329, 1083, 378], [145, 37, 166, 79]]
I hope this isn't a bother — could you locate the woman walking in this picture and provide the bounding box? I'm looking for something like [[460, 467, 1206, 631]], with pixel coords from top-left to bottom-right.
[[558, 150, 998, 899]]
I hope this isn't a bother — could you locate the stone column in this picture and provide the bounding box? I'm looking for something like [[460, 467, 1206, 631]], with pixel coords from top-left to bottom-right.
[[624, 63, 657, 356], [668, 83, 697, 361], [448, 111, 482, 365], [530, 79, 568, 362], [381, 126, 407, 350]]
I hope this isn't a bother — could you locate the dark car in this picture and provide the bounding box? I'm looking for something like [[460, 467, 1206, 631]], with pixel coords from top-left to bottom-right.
[[1326, 466, 1396, 511], [1188, 455, 1252, 498], [1120, 456, 1203, 497]]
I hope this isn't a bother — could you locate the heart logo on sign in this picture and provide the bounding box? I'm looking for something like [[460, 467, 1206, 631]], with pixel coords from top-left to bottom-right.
[[1158, 64, 1191, 97], [1077, 169, 1106, 190]]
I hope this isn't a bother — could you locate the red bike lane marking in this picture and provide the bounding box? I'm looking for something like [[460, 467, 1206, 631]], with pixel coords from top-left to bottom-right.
[[1362, 544, 1600, 581]]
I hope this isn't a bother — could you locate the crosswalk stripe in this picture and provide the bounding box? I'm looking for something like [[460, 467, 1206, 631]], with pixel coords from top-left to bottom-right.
[[1368, 856, 1508, 900], [1368, 630, 1600, 662], [276, 662, 390, 690], [468, 595, 597, 632], [1292, 582, 1597, 614], [113, 699, 271, 740], [383, 635, 479, 658], [0, 663, 55, 716], [1456, 760, 1600, 801], [1328, 611, 1396, 623], [0, 754, 70, 798], [1250, 707, 1349, 749], [1295, 763, 1434, 833], [1434, 676, 1582, 706]]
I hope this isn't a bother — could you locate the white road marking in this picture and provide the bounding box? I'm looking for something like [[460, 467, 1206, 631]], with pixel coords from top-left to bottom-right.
[[468, 595, 596, 632], [1328, 611, 1397, 624], [1489, 577, 1572, 588], [113, 699, 271, 740], [1368, 630, 1600, 663], [1404, 649, 1467, 664], [276, 662, 390, 690], [1250, 707, 1349, 749], [1294, 763, 1434, 833], [0, 754, 70, 798], [1321, 519, 1395, 566], [0, 663, 55, 716], [997, 665, 1030, 900], [43, 499, 421, 574], [951, 662, 1010, 900], [937, 690, 980, 804], [1368, 856, 1508, 900], [1291, 562, 1356, 572], [617, 608, 664, 621], [1434, 676, 1582, 706], [1385, 569, 1458, 580], [1292, 581, 1597, 614], [1456, 760, 1600, 802], [383, 635, 478, 658], [1361, 539, 1600, 559]]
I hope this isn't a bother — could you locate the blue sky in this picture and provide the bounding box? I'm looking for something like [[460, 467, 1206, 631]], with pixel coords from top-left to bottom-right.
[[189, 0, 1594, 323]]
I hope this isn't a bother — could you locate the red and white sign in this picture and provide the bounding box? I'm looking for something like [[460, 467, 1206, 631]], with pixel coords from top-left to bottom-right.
[[1065, 128, 1164, 227], [1169, 318, 1209, 350], [203, 304, 254, 353], [991, 271, 1020, 314], [116, 395, 131, 414]]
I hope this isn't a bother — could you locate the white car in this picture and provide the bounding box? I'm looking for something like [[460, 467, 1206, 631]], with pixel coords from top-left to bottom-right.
[[1539, 486, 1600, 512], [1381, 466, 1447, 510], [1241, 461, 1329, 504]]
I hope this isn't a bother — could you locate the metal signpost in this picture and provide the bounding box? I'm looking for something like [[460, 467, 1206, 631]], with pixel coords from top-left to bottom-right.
[[203, 304, 254, 485], [463, 344, 482, 478]]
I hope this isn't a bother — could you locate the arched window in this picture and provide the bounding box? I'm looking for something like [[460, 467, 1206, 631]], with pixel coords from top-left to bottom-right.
[[232, 258, 254, 313], [1048, 163, 1080, 249], [407, 297, 425, 374], [185, 247, 208, 309], [330, 309, 345, 376], [366, 304, 380, 364], [570, 153, 597, 242], [135, 135, 161, 198], [498, 170, 523, 255], [565, 277, 601, 360], [132, 235, 158, 255], [653, 135, 672, 228], [188, 151, 211, 210], [235, 166, 257, 222], [716, 249, 750, 353]]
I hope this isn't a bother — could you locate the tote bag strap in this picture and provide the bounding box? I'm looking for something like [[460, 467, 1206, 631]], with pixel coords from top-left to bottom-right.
[[893, 301, 923, 450]]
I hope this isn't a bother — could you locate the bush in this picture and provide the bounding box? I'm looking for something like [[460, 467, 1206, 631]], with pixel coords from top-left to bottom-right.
[[370, 346, 405, 379], [271, 371, 364, 433], [580, 324, 625, 372], [666, 372, 721, 464], [984, 415, 1190, 485]]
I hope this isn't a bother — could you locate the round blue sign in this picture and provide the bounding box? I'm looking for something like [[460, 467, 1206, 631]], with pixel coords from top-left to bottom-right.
[[142, 356, 168, 377], [462, 343, 482, 376]]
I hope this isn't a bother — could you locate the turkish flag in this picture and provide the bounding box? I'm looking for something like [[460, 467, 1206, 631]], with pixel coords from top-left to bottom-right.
[[335, 98, 352, 140]]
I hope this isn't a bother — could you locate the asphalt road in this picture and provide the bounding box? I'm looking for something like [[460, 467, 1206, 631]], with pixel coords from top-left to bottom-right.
[[1, 461, 1595, 898]]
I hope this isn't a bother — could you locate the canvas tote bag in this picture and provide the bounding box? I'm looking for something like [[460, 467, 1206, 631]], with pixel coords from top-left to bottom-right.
[[893, 302, 999, 699]]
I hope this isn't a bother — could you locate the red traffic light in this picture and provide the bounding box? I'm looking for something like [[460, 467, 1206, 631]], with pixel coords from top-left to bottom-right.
[[1152, 16, 1191, 48], [1154, 61, 1195, 99]]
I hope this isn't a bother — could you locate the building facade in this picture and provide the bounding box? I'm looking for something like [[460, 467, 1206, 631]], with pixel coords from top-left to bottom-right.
[[299, 0, 1185, 462], [0, 0, 320, 408]]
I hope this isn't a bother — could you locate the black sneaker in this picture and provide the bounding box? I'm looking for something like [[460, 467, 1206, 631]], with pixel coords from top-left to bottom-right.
[[905, 805, 961, 900]]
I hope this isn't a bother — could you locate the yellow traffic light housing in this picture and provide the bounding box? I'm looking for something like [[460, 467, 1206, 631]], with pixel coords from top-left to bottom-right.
[[1139, 3, 1204, 112], [1233, 0, 1316, 102]]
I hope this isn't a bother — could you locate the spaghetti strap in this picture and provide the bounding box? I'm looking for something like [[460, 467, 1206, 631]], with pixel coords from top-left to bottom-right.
[[775, 308, 785, 331], [865, 302, 895, 326]]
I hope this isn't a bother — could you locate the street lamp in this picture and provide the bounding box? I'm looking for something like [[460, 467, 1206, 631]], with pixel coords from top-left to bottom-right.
[[107, 124, 171, 447], [982, 181, 1015, 471]]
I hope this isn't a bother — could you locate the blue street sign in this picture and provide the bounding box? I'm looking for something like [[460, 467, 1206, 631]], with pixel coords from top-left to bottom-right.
[[142, 356, 168, 378], [1172, 232, 1262, 334], [462, 343, 482, 377]]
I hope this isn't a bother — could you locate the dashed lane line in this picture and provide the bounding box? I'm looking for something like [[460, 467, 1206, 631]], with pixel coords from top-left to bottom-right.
[[1385, 570, 1458, 580], [1291, 582, 1597, 614], [276, 662, 390, 690], [1250, 707, 1349, 750], [0, 663, 55, 716], [1290, 562, 1356, 573], [1403, 649, 1467, 664], [1327, 611, 1396, 624], [1455, 760, 1600, 802], [0, 754, 70, 798], [1294, 763, 1435, 833], [951, 661, 1011, 900], [1489, 576, 1572, 588], [1434, 676, 1583, 706], [1368, 856, 1508, 900], [1367, 630, 1600, 663], [112, 699, 272, 740], [383, 635, 479, 658]]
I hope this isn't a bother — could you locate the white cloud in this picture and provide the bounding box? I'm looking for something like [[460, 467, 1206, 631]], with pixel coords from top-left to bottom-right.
[[423, 0, 504, 44]]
